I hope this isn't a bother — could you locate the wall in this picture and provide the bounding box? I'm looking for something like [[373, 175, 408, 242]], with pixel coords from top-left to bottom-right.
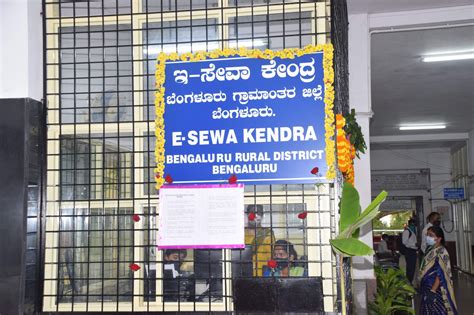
[[0, 0, 42, 100], [371, 147, 455, 241]]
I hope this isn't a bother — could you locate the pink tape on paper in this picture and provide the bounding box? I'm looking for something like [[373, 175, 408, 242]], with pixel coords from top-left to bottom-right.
[[160, 183, 244, 189], [158, 183, 245, 250], [157, 244, 245, 250]]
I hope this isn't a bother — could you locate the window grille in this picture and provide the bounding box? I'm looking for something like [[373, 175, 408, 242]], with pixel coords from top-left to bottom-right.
[[43, 0, 337, 312], [451, 145, 472, 273]]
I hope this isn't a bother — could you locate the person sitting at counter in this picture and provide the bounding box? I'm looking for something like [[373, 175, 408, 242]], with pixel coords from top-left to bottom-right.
[[163, 249, 195, 301], [263, 240, 307, 277]]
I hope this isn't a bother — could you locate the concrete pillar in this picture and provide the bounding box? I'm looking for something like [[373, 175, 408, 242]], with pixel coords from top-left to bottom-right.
[[0, 0, 42, 100], [468, 129, 474, 257], [348, 13, 374, 314]]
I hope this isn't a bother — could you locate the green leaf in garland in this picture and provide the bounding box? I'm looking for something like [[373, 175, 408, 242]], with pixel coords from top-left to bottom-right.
[[344, 109, 367, 158]]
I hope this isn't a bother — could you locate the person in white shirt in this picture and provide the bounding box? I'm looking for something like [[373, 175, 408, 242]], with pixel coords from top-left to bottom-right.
[[402, 219, 418, 283], [420, 212, 441, 254], [378, 234, 390, 254]]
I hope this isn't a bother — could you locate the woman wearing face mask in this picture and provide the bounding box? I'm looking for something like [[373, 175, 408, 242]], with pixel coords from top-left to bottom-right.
[[421, 212, 441, 256], [263, 240, 307, 277], [418, 226, 458, 315]]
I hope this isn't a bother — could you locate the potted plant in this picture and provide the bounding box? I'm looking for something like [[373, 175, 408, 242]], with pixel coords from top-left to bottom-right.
[[369, 266, 416, 315]]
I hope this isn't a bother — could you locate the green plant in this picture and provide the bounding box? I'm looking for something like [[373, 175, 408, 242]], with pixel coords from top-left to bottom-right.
[[330, 182, 388, 257], [369, 267, 416, 315], [329, 182, 388, 315], [344, 109, 367, 158]]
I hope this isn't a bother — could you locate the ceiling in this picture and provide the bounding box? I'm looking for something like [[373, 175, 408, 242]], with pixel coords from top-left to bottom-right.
[[347, 0, 474, 14], [371, 141, 467, 151], [369, 25, 474, 145]]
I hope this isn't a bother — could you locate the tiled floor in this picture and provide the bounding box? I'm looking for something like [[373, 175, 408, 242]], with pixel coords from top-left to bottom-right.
[[452, 271, 474, 315]]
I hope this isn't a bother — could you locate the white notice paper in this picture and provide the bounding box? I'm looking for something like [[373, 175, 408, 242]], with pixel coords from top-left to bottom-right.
[[158, 184, 245, 249]]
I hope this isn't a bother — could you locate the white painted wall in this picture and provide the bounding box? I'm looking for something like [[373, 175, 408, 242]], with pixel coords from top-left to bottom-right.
[[27, 0, 43, 101], [0, 0, 42, 100], [371, 147, 455, 241]]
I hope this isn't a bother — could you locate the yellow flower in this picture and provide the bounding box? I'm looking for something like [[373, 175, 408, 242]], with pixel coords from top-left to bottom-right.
[[320, 43, 335, 180]]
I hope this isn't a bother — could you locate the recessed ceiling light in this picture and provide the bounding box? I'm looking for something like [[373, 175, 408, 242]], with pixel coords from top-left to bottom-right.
[[422, 49, 474, 62], [399, 124, 446, 130]]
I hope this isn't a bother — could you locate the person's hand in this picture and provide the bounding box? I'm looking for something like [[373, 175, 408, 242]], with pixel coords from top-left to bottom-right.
[[424, 290, 437, 304]]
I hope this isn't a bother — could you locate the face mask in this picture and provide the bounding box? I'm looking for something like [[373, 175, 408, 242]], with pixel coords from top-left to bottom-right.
[[275, 258, 289, 269], [174, 262, 182, 270], [426, 236, 436, 246], [433, 220, 441, 227]]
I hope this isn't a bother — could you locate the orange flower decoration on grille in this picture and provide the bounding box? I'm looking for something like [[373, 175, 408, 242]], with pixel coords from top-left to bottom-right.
[[298, 211, 308, 219]]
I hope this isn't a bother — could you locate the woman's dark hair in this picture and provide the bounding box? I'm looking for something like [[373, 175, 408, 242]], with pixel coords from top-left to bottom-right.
[[274, 240, 298, 260], [428, 226, 446, 246]]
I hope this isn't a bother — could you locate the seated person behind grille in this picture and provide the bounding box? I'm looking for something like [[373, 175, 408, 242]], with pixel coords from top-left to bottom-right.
[[163, 249, 194, 301], [378, 234, 390, 254], [263, 240, 307, 277], [245, 204, 275, 276]]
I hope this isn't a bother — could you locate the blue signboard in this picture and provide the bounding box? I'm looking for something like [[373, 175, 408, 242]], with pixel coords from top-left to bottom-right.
[[443, 188, 465, 200], [161, 50, 330, 185]]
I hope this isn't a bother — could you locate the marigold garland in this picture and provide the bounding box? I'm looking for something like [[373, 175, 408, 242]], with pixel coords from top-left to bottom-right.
[[336, 114, 355, 184], [154, 44, 336, 189], [322, 45, 336, 180]]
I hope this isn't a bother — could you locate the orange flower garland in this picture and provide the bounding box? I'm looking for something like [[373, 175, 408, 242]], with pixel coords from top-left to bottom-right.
[[336, 114, 355, 184]]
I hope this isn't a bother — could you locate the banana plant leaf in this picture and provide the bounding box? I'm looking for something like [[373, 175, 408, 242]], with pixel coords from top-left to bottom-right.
[[330, 182, 388, 257], [339, 182, 361, 237], [330, 238, 374, 257], [337, 189, 388, 240]]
